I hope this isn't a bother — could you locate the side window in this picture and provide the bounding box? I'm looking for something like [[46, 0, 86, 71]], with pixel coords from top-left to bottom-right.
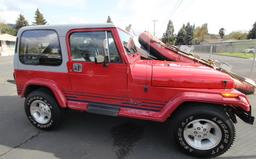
[[70, 31, 121, 63], [19, 30, 62, 66], [107, 32, 121, 63]]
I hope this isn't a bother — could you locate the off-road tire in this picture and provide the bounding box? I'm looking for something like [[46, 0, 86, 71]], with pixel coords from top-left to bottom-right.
[[24, 89, 62, 130], [169, 104, 235, 158]]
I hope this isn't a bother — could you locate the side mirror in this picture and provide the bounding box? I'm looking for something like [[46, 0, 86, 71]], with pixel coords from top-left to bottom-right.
[[95, 55, 105, 64]]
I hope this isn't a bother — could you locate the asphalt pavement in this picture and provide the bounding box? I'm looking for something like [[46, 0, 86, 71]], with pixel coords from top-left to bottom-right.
[[0, 55, 256, 159]]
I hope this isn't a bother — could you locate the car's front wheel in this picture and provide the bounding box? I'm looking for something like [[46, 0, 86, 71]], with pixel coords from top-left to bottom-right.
[[170, 104, 235, 158]]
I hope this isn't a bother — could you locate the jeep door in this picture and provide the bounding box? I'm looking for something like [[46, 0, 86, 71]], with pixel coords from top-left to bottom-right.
[[66, 28, 128, 105]]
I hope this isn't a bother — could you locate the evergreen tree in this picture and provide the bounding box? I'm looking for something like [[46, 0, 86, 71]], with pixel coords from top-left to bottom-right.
[[184, 22, 194, 45], [162, 20, 175, 44], [33, 9, 47, 25], [219, 28, 225, 39], [175, 24, 186, 45], [15, 14, 29, 31], [247, 22, 256, 39], [106, 16, 113, 23], [162, 33, 168, 43]]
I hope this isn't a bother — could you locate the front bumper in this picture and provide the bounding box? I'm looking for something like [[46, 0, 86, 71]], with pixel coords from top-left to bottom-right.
[[232, 106, 255, 125]]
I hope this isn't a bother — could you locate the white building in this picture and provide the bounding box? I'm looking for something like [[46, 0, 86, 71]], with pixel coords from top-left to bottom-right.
[[0, 33, 16, 56]]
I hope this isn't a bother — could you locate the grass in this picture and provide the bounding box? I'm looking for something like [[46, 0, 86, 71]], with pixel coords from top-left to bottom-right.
[[217, 52, 255, 59]]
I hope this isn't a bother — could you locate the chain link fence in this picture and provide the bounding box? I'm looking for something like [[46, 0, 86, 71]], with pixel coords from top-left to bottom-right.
[[179, 40, 256, 79]]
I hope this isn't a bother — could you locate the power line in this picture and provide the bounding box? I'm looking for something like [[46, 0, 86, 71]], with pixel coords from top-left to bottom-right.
[[175, 0, 184, 11], [152, 0, 183, 37], [170, 0, 184, 17]]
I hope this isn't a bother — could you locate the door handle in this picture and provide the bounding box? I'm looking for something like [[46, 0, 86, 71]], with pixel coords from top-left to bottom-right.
[[73, 63, 83, 72]]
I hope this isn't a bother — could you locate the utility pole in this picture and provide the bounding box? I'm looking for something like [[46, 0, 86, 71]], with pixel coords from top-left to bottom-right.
[[152, 19, 158, 36]]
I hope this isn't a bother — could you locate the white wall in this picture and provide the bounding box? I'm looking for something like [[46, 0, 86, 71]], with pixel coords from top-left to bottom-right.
[[0, 40, 15, 56]]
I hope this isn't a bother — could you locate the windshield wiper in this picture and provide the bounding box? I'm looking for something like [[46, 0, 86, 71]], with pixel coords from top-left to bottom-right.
[[124, 45, 138, 55], [124, 45, 132, 54]]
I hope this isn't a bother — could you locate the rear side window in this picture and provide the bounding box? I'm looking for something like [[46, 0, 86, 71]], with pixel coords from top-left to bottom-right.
[[19, 30, 62, 66]]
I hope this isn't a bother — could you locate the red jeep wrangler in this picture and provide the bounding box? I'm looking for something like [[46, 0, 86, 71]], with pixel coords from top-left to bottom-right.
[[14, 23, 255, 158]]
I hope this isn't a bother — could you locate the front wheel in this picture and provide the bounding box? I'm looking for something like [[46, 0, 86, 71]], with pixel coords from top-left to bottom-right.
[[170, 105, 235, 158]]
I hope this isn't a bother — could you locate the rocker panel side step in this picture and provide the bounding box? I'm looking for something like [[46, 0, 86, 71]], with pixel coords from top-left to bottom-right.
[[87, 103, 120, 116]]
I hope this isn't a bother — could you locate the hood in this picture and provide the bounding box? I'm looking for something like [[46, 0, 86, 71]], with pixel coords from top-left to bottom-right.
[[138, 32, 255, 94], [151, 61, 234, 89]]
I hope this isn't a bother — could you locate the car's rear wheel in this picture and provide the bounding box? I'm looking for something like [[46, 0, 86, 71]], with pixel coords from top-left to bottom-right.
[[170, 104, 235, 158], [25, 89, 62, 130]]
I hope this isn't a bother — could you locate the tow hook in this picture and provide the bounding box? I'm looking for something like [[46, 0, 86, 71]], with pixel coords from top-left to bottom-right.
[[227, 107, 255, 125]]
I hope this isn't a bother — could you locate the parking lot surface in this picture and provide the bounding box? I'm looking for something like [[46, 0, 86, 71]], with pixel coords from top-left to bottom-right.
[[0, 56, 256, 159]]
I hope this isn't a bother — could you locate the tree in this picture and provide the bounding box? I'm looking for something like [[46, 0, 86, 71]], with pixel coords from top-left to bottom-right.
[[15, 14, 29, 31], [33, 8, 47, 25], [247, 22, 256, 39], [226, 31, 247, 40], [219, 28, 225, 39], [175, 24, 186, 45], [0, 23, 16, 35], [184, 22, 194, 45], [106, 16, 113, 23], [162, 20, 175, 44], [193, 23, 208, 44]]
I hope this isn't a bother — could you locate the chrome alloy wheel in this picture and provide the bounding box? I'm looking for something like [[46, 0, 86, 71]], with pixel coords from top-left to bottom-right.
[[183, 119, 222, 150], [30, 100, 52, 124]]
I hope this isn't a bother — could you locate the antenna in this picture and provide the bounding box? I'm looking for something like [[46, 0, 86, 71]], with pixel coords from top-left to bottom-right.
[[152, 19, 158, 36]]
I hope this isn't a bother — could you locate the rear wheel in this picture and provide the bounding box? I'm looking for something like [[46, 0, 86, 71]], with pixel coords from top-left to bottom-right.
[[25, 89, 62, 130], [170, 104, 235, 158]]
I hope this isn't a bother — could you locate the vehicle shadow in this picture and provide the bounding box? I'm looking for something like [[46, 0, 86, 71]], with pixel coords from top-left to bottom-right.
[[218, 156, 256, 159], [0, 96, 197, 159]]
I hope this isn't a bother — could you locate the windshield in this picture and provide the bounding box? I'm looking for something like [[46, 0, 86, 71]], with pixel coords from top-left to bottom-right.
[[118, 29, 137, 54], [118, 29, 155, 59]]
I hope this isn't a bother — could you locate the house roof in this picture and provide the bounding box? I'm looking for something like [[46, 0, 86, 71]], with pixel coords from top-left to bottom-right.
[[0, 33, 16, 41]]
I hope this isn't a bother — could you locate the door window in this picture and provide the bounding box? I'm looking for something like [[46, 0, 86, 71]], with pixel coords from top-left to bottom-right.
[[70, 31, 121, 63]]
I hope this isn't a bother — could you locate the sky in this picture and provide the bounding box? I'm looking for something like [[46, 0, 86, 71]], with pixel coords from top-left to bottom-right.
[[0, 0, 256, 37]]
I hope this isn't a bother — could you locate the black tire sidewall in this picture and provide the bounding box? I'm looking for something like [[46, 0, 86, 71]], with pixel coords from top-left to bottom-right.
[[25, 91, 61, 130], [175, 112, 234, 158]]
